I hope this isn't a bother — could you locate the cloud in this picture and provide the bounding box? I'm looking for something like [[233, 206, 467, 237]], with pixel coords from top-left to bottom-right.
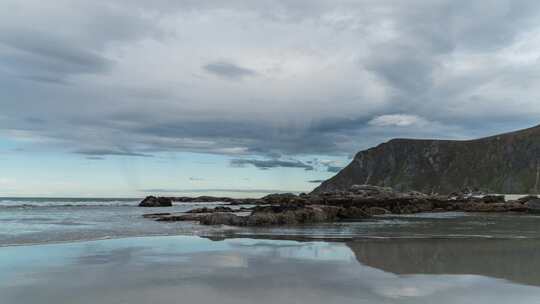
[[189, 177, 205, 181], [308, 159, 343, 173], [326, 166, 342, 173], [230, 158, 314, 171], [2, 0, 540, 162], [204, 61, 257, 80], [308, 179, 325, 184], [74, 149, 153, 157], [368, 114, 429, 127], [0, 28, 112, 75]]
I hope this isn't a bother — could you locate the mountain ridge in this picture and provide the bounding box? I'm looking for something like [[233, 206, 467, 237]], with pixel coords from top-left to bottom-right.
[[313, 124, 540, 194]]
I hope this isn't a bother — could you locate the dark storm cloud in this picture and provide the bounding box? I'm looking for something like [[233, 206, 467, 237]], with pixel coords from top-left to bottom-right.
[[0, 1, 160, 83], [230, 159, 314, 171], [74, 149, 153, 158], [0, 29, 112, 74], [2, 0, 540, 160], [203, 61, 257, 80]]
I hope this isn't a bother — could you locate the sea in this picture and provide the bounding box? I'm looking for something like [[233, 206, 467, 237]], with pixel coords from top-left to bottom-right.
[[2, 197, 540, 303]]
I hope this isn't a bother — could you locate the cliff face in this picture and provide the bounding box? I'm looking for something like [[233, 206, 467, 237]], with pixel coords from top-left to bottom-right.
[[313, 124, 540, 194]]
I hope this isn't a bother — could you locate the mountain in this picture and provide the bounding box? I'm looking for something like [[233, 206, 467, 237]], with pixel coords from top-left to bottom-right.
[[313, 124, 540, 194]]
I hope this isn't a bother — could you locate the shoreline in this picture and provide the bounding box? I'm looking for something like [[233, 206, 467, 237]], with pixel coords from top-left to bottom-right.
[[140, 185, 540, 226]]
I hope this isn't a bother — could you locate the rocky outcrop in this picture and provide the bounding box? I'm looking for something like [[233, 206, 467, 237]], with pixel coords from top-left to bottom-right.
[[139, 194, 264, 207], [152, 205, 367, 226], [138, 196, 173, 207], [138, 195, 264, 206], [186, 206, 235, 213], [313, 124, 540, 194], [144, 185, 540, 226], [172, 196, 263, 204], [525, 198, 540, 213]]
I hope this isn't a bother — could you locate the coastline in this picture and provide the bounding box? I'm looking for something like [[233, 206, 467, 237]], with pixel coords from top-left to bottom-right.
[[139, 185, 540, 227]]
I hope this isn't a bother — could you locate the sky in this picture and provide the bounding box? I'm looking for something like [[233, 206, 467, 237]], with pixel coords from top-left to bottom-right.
[[2, 0, 540, 197]]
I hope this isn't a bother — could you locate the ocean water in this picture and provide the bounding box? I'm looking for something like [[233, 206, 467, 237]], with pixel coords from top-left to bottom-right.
[[0, 197, 234, 246], [3, 197, 540, 303]]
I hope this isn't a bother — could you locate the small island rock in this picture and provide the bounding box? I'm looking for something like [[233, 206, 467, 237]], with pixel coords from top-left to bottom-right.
[[139, 196, 173, 207]]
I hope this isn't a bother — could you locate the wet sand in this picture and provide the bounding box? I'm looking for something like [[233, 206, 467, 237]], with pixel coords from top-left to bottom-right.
[[2, 235, 540, 304]]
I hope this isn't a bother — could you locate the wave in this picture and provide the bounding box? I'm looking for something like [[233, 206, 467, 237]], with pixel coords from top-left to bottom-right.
[[0, 198, 140, 208], [0, 198, 232, 208]]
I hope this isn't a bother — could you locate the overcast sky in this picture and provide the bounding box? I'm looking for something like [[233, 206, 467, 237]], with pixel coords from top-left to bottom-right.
[[2, 0, 540, 197]]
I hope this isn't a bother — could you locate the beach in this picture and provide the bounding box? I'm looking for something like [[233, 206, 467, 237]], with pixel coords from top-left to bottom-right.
[[2, 198, 540, 303]]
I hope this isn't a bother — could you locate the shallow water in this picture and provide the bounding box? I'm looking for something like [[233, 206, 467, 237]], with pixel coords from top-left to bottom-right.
[[3, 198, 540, 245], [0, 198, 235, 245], [2, 236, 540, 304]]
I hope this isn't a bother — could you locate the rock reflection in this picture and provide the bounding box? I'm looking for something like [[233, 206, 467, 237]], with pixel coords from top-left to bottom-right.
[[347, 238, 540, 287]]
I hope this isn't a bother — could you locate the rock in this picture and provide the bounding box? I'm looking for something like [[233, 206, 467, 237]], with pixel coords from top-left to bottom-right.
[[526, 199, 540, 213], [506, 202, 528, 212], [170, 196, 263, 205], [186, 206, 234, 213], [195, 205, 348, 227], [142, 212, 171, 218], [139, 196, 173, 207], [246, 205, 341, 226], [261, 193, 302, 205], [349, 184, 395, 197], [337, 207, 371, 219], [144, 186, 536, 227], [366, 207, 391, 215], [416, 201, 435, 212], [400, 205, 419, 214], [157, 214, 204, 222], [406, 191, 430, 198], [481, 195, 506, 204], [463, 202, 521, 212], [199, 213, 246, 226], [325, 195, 353, 206], [518, 195, 539, 204]]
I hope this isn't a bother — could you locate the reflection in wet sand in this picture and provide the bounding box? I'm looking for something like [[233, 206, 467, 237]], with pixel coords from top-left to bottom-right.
[[1, 236, 540, 304], [347, 238, 540, 287]]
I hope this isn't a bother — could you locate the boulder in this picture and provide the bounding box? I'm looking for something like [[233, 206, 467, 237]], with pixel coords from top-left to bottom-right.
[[199, 213, 247, 226], [526, 199, 540, 213], [481, 195, 506, 204], [337, 207, 370, 219], [142, 212, 171, 219], [156, 213, 206, 222], [246, 205, 341, 226], [139, 196, 173, 207], [186, 206, 234, 213], [366, 207, 391, 215], [261, 193, 302, 205], [518, 195, 539, 204], [463, 202, 519, 212]]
